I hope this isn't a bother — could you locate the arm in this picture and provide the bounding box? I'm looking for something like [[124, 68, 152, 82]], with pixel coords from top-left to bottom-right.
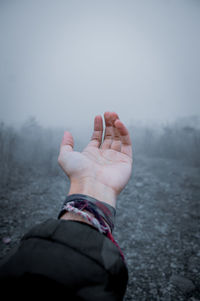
[[58, 111, 133, 228]]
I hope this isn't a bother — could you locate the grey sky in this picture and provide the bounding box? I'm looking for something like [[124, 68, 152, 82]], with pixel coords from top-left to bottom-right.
[[0, 0, 200, 128]]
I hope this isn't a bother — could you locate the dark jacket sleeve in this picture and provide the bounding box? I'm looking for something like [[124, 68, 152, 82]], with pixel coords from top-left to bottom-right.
[[0, 219, 128, 300]]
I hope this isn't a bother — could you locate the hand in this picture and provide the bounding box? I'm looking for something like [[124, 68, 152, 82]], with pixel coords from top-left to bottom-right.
[[58, 112, 133, 208]]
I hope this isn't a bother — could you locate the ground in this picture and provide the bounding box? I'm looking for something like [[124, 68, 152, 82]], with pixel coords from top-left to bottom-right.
[[0, 155, 200, 301]]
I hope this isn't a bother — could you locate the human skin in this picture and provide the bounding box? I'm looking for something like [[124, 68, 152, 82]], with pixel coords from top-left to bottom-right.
[[58, 111, 133, 224]]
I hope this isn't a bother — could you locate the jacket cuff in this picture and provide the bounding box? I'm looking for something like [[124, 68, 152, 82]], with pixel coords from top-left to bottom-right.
[[58, 194, 116, 232]]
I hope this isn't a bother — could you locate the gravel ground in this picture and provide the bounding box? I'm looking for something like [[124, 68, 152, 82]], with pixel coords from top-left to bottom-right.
[[0, 155, 200, 301]]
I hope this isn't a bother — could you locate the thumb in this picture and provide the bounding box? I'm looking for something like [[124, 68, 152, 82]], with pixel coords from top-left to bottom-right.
[[60, 131, 74, 151]]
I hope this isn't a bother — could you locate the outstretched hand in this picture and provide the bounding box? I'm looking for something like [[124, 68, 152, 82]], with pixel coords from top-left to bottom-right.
[[58, 112, 133, 207]]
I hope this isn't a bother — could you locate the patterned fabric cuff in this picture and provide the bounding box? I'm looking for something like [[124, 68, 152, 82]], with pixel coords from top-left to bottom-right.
[[58, 194, 116, 232]]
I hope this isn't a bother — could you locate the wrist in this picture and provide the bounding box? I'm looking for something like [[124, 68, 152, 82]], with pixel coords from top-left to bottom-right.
[[68, 177, 117, 208]]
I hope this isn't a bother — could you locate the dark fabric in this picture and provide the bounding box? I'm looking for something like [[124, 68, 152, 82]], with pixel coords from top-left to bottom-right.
[[58, 194, 116, 232], [0, 219, 128, 300]]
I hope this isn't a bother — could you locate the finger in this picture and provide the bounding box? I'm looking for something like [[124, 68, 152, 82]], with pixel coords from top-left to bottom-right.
[[88, 115, 103, 148], [101, 112, 113, 149], [110, 115, 121, 152], [114, 119, 133, 158], [101, 112, 117, 150], [60, 131, 74, 152]]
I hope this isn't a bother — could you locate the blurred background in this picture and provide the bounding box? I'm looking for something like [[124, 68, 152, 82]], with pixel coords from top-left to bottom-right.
[[1, 0, 200, 126], [0, 1, 200, 300], [0, 0, 200, 182]]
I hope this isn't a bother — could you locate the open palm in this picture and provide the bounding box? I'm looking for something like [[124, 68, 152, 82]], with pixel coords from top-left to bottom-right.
[[58, 112, 133, 198]]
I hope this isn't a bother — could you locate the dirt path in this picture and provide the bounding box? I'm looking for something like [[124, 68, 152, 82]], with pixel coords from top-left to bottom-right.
[[0, 155, 200, 301]]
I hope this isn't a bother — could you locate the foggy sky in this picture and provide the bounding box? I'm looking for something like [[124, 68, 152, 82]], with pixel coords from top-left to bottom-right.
[[0, 0, 200, 129]]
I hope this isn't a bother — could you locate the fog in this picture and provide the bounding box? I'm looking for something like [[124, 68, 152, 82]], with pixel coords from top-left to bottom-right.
[[0, 0, 200, 130], [1, 3, 200, 298]]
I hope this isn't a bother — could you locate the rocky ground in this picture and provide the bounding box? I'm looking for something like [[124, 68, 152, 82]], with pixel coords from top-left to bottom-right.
[[0, 155, 200, 301]]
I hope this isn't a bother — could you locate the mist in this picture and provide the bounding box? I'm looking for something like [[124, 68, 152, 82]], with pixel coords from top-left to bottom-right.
[[1, 2, 200, 299], [0, 0, 200, 130]]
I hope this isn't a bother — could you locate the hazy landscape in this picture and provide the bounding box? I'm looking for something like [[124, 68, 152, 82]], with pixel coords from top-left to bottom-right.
[[1, 1, 200, 299], [0, 115, 200, 300]]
